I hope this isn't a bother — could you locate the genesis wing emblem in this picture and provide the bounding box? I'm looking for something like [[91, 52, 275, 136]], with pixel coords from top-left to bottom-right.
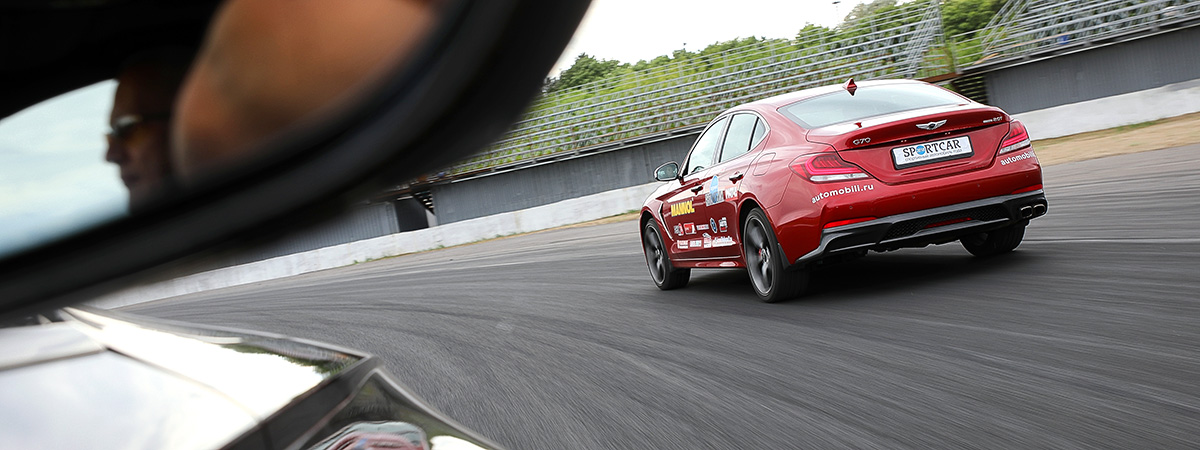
[[916, 119, 948, 130]]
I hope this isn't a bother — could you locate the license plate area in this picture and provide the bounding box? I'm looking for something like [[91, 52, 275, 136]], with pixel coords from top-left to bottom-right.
[[892, 136, 973, 169]]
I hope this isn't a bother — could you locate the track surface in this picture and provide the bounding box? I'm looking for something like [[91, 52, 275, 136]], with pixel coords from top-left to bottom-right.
[[128, 145, 1200, 449]]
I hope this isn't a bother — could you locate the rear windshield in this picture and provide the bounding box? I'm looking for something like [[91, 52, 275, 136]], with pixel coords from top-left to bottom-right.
[[779, 84, 967, 129]]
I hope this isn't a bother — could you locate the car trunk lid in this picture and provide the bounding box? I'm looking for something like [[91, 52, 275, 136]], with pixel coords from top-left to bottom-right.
[[805, 105, 1010, 184]]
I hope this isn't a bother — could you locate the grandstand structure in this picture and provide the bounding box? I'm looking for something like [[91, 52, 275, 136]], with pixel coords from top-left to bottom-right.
[[968, 0, 1200, 72], [439, 0, 952, 179]]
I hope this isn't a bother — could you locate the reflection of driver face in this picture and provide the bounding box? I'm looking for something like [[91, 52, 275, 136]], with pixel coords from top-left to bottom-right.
[[105, 54, 187, 211]]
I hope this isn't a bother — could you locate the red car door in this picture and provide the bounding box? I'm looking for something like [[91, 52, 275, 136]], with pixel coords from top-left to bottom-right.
[[705, 113, 768, 258], [662, 116, 729, 259]]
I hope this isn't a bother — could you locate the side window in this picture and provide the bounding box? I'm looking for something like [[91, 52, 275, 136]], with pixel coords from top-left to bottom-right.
[[750, 118, 767, 150], [719, 114, 757, 163], [684, 116, 729, 176]]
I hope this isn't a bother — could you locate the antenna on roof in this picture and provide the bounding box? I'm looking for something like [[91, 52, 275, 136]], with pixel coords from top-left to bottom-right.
[[843, 78, 857, 96]]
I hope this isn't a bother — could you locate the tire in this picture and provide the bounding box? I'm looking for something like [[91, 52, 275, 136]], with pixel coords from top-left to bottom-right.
[[961, 222, 1026, 257], [643, 220, 690, 290], [742, 208, 808, 303]]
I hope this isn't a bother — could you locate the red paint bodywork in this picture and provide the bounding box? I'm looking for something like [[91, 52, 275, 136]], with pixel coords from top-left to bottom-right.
[[641, 79, 1043, 269]]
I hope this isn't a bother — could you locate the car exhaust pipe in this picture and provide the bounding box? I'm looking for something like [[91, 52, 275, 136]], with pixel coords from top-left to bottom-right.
[[1019, 206, 1033, 219], [1033, 203, 1047, 216]]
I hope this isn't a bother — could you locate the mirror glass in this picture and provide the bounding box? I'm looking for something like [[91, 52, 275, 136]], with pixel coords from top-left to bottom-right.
[[0, 82, 125, 258], [0, 0, 445, 258], [655, 162, 680, 181]]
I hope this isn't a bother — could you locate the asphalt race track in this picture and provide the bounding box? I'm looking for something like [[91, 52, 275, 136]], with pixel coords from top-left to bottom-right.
[[127, 144, 1200, 449]]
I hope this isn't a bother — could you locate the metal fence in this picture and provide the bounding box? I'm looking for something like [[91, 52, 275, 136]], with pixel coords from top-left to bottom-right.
[[445, 0, 949, 177], [974, 0, 1200, 68]]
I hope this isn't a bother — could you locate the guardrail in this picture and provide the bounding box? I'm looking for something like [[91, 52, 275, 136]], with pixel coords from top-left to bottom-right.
[[446, 0, 948, 176]]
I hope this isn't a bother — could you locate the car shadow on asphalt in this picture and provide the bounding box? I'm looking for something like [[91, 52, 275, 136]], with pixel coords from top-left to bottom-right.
[[682, 246, 1039, 305]]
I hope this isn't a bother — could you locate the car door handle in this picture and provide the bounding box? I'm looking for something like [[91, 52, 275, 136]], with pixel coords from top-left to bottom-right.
[[729, 172, 744, 183], [690, 185, 704, 194]]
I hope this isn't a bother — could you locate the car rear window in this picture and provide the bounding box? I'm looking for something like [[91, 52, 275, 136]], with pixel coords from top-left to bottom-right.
[[779, 84, 967, 129]]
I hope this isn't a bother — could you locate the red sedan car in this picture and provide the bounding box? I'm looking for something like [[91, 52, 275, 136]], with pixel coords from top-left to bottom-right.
[[640, 79, 1046, 302]]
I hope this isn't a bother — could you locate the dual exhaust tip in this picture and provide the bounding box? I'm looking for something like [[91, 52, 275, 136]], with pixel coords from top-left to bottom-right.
[[1019, 203, 1048, 219]]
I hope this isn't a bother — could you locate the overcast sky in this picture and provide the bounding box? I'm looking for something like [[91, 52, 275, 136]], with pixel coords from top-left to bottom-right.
[[0, 80, 124, 257], [552, 0, 867, 73]]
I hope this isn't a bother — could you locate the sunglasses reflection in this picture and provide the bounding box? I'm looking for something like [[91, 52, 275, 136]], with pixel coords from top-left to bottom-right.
[[105, 50, 189, 213]]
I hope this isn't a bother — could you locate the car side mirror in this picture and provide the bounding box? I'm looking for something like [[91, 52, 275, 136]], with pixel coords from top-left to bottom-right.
[[654, 161, 680, 182], [0, 0, 592, 319]]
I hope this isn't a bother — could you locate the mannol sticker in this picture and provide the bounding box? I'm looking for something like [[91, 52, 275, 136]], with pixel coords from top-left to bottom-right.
[[670, 200, 695, 217], [812, 184, 874, 204], [1000, 152, 1036, 166]]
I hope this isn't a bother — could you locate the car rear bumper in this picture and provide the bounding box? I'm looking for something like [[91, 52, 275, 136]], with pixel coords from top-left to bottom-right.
[[792, 190, 1047, 266]]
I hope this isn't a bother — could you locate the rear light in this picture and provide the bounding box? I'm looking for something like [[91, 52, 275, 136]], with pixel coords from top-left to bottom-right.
[[791, 153, 870, 182], [998, 120, 1031, 155], [824, 217, 877, 229], [1011, 184, 1043, 194]]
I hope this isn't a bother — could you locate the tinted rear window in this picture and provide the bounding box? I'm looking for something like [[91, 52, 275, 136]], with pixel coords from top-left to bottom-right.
[[779, 84, 967, 129]]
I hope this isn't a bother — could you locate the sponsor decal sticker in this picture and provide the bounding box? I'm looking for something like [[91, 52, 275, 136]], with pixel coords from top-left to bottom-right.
[[1000, 152, 1036, 166], [711, 236, 736, 247], [690, 239, 702, 248], [683, 222, 695, 234], [704, 175, 724, 206], [696, 224, 709, 231], [709, 218, 717, 231], [724, 187, 739, 202], [718, 217, 728, 232], [677, 240, 689, 250], [812, 184, 875, 204], [673, 225, 683, 237], [702, 233, 712, 249], [892, 136, 973, 168], [670, 200, 694, 217]]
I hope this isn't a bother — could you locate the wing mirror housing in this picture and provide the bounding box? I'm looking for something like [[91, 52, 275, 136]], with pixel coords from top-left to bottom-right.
[[654, 161, 680, 182]]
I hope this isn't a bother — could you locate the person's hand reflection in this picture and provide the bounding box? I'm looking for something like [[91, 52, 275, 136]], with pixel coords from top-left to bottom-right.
[[172, 0, 444, 185], [106, 50, 190, 212]]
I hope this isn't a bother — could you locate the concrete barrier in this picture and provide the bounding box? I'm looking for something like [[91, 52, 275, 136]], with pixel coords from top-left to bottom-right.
[[91, 182, 662, 308], [1014, 78, 1200, 140]]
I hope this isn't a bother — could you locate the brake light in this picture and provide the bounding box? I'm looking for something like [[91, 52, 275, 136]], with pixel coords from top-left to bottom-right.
[[824, 217, 877, 229], [791, 153, 870, 182], [998, 120, 1031, 155]]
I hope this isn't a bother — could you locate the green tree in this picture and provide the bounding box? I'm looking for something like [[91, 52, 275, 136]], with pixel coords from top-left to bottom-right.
[[843, 0, 898, 23], [795, 23, 836, 47], [545, 53, 627, 93], [941, 0, 1007, 37]]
